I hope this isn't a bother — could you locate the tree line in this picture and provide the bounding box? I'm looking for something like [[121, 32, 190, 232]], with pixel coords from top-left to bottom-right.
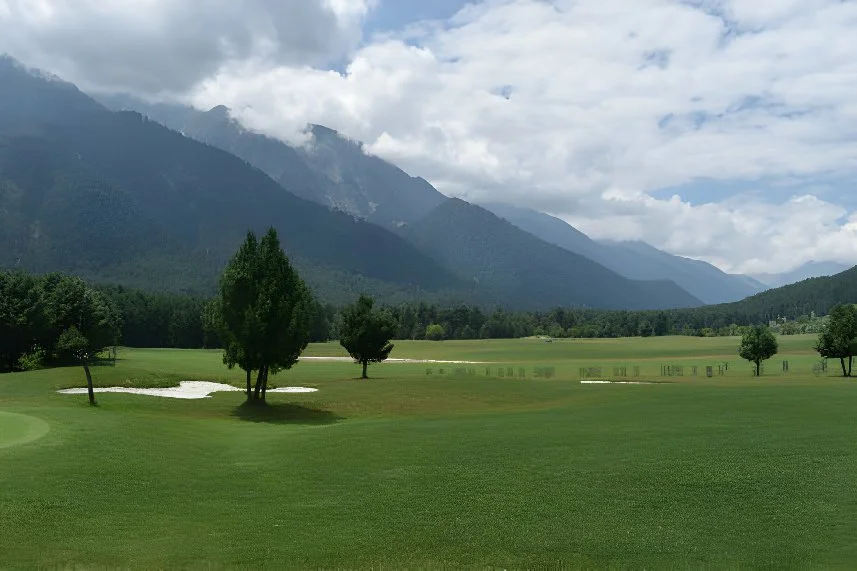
[[0, 271, 121, 402], [1, 277, 851, 373], [5, 251, 857, 374]]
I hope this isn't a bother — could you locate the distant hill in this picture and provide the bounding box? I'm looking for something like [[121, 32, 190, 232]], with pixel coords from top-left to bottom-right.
[[96, 95, 448, 229], [401, 199, 703, 310], [682, 264, 857, 327], [750, 261, 853, 289], [481, 202, 763, 304], [0, 56, 462, 302]]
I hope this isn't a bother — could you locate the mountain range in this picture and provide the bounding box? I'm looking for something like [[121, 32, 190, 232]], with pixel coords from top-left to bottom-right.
[[101, 94, 848, 303], [1, 55, 850, 310], [0, 56, 460, 303]]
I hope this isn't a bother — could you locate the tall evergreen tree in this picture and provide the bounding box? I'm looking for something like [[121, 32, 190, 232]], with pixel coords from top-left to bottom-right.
[[339, 295, 396, 379], [218, 228, 312, 402]]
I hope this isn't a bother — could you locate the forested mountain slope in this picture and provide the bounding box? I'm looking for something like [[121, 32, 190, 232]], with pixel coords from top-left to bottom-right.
[[0, 57, 461, 301], [723, 266, 857, 320], [401, 199, 703, 310]]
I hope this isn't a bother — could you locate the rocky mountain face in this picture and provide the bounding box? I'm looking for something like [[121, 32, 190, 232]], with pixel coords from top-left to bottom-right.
[[97, 95, 448, 229]]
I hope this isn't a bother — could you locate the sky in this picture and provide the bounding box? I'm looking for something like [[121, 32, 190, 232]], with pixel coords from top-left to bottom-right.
[[1, 0, 856, 274]]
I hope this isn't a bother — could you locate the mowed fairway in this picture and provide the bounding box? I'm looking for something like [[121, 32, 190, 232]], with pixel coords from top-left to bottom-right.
[[2, 335, 857, 568]]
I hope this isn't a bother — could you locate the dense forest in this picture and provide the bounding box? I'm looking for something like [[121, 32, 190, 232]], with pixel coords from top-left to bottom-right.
[[0, 271, 120, 372], [4, 264, 856, 371]]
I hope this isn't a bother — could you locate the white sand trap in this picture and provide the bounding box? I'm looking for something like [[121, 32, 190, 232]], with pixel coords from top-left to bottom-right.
[[300, 357, 490, 364], [57, 381, 317, 400], [580, 380, 656, 385]]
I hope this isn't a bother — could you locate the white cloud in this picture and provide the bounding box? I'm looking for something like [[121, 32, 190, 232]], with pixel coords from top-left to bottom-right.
[[0, 0, 375, 94], [2, 0, 857, 272], [570, 190, 857, 273]]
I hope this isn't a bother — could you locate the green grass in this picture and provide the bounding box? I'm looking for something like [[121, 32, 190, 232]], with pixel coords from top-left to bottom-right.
[[2, 335, 857, 568]]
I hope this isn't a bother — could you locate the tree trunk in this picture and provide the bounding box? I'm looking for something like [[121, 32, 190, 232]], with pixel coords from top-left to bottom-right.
[[246, 369, 252, 400], [253, 367, 265, 401], [850, 356, 854, 377], [362, 360, 368, 379], [841, 358, 848, 377], [755, 360, 761, 377], [82, 359, 95, 405], [261, 367, 269, 403]]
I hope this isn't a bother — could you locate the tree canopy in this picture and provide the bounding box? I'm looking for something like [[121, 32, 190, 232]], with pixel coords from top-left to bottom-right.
[[425, 323, 445, 341], [47, 276, 121, 404], [339, 295, 396, 379], [815, 304, 857, 377], [217, 228, 313, 402], [738, 325, 779, 377], [0, 271, 120, 376]]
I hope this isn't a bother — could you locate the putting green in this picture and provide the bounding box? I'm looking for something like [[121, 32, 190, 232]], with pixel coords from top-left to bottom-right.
[[0, 411, 50, 449]]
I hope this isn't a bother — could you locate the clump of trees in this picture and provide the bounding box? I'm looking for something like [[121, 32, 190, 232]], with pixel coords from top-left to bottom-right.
[[339, 295, 396, 378], [214, 228, 313, 403], [425, 323, 445, 341], [0, 272, 121, 392], [738, 325, 778, 377], [815, 304, 857, 377]]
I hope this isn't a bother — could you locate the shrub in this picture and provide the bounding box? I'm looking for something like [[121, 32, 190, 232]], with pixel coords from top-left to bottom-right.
[[425, 323, 445, 341], [17, 346, 47, 371]]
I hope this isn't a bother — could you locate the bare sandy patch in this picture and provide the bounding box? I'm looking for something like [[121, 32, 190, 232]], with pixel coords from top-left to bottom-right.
[[580, 380, 657, 385], [300, 357, 490, 364], [57, 381, 317, 400]]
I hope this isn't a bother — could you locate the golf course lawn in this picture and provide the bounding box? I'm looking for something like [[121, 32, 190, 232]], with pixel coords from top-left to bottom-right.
[[2, 335, 857, 568]]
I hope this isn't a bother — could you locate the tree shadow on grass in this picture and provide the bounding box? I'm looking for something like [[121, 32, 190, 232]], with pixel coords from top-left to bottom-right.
[[230, 402, 344, 425]]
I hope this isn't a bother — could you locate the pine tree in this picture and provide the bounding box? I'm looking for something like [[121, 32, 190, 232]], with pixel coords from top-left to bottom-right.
[[339, 295, 396, 379], [218, 228, 312, 402]]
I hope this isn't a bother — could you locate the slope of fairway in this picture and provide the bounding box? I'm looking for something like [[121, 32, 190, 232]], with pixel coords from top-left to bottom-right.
[[2, 336, 857, 568]]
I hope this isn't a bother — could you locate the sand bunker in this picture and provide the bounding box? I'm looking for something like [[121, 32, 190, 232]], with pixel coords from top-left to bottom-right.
[[57, 381, 317, 400], [580, 380, 656, 385], [300, 357, 489, 364]]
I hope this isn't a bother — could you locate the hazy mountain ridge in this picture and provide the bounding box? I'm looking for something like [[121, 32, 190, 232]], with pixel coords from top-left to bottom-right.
[[402, 199, 703, 310], [749, 261, 852, 289], [481, 202, 764, 304]]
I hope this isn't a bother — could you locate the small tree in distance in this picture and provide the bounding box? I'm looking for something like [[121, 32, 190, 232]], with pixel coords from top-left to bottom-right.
[[425, 323, 445, 341], [51, 279, 121, 406], [738, 325, 778, 377], [57, 327, 97, 404], [339, 295, 396, 379]]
